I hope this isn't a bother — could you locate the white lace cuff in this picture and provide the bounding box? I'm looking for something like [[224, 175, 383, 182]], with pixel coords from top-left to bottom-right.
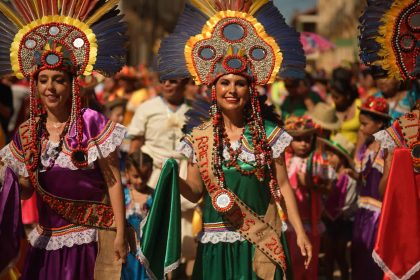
[[272, 131, 292, 158], [374, 130, 397, 151], [28, 226, 97, 250], [0, 144, 28, 177]]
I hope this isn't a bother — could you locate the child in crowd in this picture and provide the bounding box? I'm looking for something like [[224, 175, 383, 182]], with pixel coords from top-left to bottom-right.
[[352, 97, 391, 280], [122, 152, 154, 280], [104, 98, 126, 125], [320, 134, 357, 280], [307, 102, 342, 140], [104, 98, 129, 179], [285, 116, 329, 280]]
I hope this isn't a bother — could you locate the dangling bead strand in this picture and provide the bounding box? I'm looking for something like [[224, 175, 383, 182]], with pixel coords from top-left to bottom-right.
[[70, 78, 89, 169]]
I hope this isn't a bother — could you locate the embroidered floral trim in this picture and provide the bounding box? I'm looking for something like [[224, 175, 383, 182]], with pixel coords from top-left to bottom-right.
[[372, 251, 420, 280], [28, 226, 97, 250], [0, 144, 28, 177], [374, 130, 397, 151], [0, 123, 126, 174], [355, 148, 385, 174], [177, 129, 292, 163], [41, 123, 126, 170], [198, 231, 246, 244]]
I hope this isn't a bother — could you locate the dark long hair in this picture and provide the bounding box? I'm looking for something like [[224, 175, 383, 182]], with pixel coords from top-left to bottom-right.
[[330, 67, 359, 105]]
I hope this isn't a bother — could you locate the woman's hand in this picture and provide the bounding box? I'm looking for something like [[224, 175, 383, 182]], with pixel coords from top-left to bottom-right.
[[296, 231, 312, 269], [114, 234, 128, 263]]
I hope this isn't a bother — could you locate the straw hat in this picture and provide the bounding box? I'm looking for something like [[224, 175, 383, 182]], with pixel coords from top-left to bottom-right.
[[306, 102, 341, 131], [317, 133, 355, 168], [284, 116, 317, 137]]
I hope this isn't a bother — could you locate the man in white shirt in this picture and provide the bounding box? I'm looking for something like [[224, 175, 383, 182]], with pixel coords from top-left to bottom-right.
[[128, 78, 190, 187]]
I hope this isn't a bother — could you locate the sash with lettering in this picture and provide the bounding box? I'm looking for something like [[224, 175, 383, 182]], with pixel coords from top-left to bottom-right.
[[191, 121, 287, 279]]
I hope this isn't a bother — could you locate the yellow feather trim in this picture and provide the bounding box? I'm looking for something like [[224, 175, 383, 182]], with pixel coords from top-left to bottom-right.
[[184, 10, 282, 85], [10, 15, 97, 78], [376, 0, 414, 80], [248, 0, 269, 15], [0, 2, 24, 28], [85, 0, 119, 26], [190, 0, 217, 18]]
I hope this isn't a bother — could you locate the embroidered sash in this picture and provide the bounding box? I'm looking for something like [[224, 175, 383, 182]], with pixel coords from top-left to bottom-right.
[[19, 121, 115, 230], [191, 122, 287, 279]]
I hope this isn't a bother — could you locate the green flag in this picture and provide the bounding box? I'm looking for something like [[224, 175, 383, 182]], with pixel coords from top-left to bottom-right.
[[138, 159, 181, 280]]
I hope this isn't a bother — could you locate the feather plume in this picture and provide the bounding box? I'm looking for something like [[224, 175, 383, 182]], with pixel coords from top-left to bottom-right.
[[254, 2, 305, 78], [91, 7, 127, 76], [80, 0, 98, 21], [0, 1, 24, 27], [10, 0, 32, 24], [37, 0, 46, 17], [158, 4, 208, 81], [190, 0, 217, 17], [85, 0, 119, 26], [29, 0, 40, 18], [182, 96, 211, 134], [60, 0, 67, 15], [359, 0, 393, 78]]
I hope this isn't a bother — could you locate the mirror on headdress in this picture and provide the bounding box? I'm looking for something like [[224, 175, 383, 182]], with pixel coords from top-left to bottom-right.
[[49, 26, 60, 36], [409, 12, 420, 30], [400, 34, 416, 51], [222, 23, 245, 42], [45, 53, 60, 65], [199, 46, 216, 60], [250, 47, 267, 61], [226, 58, 243, 69]]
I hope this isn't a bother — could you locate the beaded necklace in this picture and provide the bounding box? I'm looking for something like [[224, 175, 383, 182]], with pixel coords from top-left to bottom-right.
[[210, 84, 283, 205], [35, 114, 70, 171]]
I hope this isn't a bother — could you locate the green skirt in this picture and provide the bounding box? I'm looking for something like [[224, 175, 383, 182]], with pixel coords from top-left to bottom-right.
[[192, 234, 293, 280]]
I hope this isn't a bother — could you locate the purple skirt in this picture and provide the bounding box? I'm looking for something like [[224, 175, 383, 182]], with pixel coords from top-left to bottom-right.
[[21, 242, 97, 280], [351, 208, 383, 280]]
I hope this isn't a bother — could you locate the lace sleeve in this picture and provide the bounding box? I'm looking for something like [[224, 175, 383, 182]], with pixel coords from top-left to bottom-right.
[[87, 123, 127, 162], [374, 130, 397, 152], [0, 142, 28, 178], [176, 135, 197, 163], [270, 129, 293, 159]]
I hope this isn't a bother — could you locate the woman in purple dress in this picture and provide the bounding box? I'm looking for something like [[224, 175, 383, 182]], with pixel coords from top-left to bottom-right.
[[0, 1, 129, 279], [351, 97, 391, 280]]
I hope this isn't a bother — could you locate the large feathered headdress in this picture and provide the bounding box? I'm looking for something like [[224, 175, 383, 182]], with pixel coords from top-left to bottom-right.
[[359, 0, 420, 80], [0, 0, 127, 79], [157, 0, 306, 85]]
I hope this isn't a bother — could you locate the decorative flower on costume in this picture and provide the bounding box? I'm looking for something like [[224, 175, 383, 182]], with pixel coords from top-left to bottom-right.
[[359, 0, 420, 80]]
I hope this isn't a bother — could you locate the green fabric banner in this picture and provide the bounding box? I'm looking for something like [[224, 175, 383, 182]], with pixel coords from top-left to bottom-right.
[[138, 159, 181, 280]]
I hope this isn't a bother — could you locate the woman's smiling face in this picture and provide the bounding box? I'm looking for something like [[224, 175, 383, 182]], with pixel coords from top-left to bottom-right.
[[37, 69, 72, 112], [215, 74, 250, 113]]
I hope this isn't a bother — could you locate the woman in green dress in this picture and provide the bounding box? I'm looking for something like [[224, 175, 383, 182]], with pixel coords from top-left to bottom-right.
[[142, 0, 312, 279], [178, 74, 312, 279]]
